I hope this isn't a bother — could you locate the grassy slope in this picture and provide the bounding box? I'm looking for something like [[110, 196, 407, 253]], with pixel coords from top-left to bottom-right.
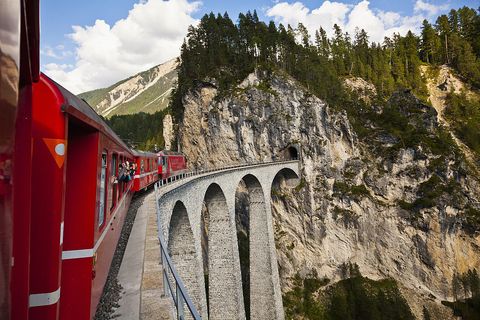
[[78, 68, 176, 117], [111, 69, 176, 116]]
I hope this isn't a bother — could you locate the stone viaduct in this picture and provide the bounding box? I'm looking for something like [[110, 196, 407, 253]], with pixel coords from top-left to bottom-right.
[[155, 160, 300, 320]]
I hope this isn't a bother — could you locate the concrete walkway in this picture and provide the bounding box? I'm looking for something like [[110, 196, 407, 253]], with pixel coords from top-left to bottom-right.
[[115, 191, 174, 320]]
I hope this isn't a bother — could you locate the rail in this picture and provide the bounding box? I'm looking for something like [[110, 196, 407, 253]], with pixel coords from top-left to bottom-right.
[[153, 159, 298, 319]]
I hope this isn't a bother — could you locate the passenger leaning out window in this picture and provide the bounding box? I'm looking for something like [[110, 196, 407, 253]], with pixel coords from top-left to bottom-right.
[[124, 161, 132, 182], [118, 163, 126, 182], [130, 163, 136, 178]]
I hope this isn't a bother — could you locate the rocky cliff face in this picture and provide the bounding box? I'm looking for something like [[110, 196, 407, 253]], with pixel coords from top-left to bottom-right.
[[162, 114, 174, 150], [178, 70, 480, 319]]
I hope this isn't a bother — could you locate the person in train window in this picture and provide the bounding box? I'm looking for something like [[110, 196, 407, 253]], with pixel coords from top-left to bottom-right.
[[129, 163, 136, 178], [117, 163, 124, 183], [123, 161, 132, 182]]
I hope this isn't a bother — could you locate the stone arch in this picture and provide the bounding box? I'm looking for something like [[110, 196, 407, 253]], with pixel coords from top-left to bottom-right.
[[269, 167, 301, 319], [203, 183, 244, 320], [235, 174, 278, 320], [272, 167, 300, 190], [168, 201, 204, 316]]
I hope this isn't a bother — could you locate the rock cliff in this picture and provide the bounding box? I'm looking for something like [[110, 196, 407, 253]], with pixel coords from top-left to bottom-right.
[[178, 70, 480, 319]]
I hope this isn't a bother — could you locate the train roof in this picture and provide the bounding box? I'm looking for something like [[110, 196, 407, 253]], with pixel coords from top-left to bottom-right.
[[158, 150, 184, 156], [43, 74, 132, 153], [132, 149, 157, 158]]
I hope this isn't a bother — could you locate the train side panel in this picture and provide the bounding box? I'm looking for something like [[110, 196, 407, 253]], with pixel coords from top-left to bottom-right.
[[2, 0, 39, 318], [0, 0, 21, 317], [29, 74, 67, 319], [169, 155, 186, 172], [133, 154, 158, 191], [90, 133, 133, 318], [157, 152, 187, 180]]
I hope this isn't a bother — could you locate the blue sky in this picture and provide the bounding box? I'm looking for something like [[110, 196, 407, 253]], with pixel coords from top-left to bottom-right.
[[40, 0, 479, 93]]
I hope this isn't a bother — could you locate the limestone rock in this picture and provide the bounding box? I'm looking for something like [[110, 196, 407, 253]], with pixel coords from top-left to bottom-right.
[[178, 70, 480, 318], [162, 114, 174, 150]]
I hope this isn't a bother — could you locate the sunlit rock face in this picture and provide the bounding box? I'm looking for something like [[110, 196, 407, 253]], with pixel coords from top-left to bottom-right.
[[179, 70, 480, 319]]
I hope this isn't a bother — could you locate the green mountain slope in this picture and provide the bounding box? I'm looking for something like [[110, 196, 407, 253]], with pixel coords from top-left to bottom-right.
[[79, 58, 178, 118]]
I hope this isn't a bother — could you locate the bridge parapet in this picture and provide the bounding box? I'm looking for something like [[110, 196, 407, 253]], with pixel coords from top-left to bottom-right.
[[154, 160, 299, 320]]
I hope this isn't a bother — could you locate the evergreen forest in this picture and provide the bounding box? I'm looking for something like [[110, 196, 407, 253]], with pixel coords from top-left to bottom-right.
[[170, 6, 480, 121]]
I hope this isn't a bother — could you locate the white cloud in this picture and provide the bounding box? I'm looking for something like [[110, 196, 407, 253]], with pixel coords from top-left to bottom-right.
[[266, 1, 351, 38], [44, 63, 73, 71], [266, 0, 449, 43], [40, 45, 73, 59], [377, 11, 401, 29], [414, 0, 449, 16], [44, 0, 200, 94]]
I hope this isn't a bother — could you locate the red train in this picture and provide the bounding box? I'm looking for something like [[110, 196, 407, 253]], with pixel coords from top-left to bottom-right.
[[133, 150, 159, 191], [0, 1, 186, 319], [158, 150, 187, 180]]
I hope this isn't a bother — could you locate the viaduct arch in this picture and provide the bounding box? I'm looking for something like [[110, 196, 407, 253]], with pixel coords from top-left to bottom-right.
[[158, 161, 299, 320]]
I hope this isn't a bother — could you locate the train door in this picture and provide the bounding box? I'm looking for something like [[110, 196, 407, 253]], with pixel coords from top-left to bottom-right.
[[61, 119, 99, 319], [161, 156, 167, 179]]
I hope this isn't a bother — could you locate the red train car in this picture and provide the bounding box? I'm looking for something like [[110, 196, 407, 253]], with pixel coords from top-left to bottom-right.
[[157, 150, 187, 180], [31, 74, 136, 320], [132, 150, 158, 191], [2, 1, 188, 319], [1, 0, 39, 319]]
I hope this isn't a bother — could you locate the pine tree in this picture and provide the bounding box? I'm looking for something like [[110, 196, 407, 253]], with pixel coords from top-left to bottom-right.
[[332, 24, 347, 75], [436, 14, 452, 63], [315, 27, 330, 58], [420, 20, 440, 64], [297, 23, 310, 48]]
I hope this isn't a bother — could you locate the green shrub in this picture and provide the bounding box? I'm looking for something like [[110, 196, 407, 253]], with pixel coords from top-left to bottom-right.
[[333, 181, 370, 198], [463, 207, 480, 234], [444, 92, 480, 156], [283, 273, 415, 320]]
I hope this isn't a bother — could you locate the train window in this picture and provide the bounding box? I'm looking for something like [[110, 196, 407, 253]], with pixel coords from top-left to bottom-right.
[[141, 159, 145, 174], [111, 154, 117, 211], [99, 152, 107, 228]]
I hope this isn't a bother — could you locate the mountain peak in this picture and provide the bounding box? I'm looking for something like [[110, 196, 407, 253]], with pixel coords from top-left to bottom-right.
[[79, 58, 178, 118]]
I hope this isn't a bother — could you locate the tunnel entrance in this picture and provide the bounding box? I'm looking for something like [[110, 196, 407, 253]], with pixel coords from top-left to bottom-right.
[[285, 145, 298, 160]]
